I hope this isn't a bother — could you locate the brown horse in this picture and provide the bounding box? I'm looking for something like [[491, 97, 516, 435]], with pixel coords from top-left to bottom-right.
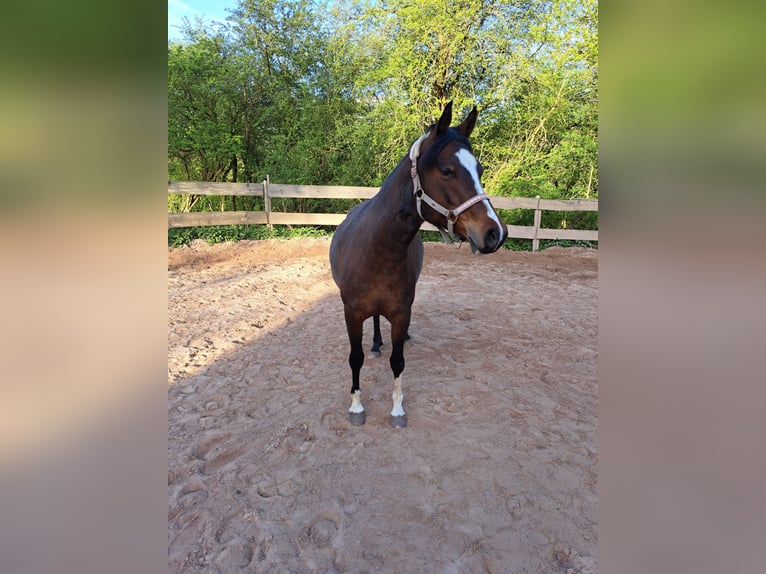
[[329, 102, 507, 427]]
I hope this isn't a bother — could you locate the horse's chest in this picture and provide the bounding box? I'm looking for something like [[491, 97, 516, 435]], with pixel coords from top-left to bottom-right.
[[341, 262, 417, 312], [376, 266, 418, 305]]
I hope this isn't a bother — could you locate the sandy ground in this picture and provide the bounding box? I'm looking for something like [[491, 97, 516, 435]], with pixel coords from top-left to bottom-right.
[[168, 238, 598, 573]]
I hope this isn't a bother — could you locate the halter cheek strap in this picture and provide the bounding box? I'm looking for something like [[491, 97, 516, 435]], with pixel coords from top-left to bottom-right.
[[409, 133, 489, 244]]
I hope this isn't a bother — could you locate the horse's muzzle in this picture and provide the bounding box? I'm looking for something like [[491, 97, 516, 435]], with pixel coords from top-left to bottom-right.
[[468, 226, 505, 254], [483, 226, 504, 252]]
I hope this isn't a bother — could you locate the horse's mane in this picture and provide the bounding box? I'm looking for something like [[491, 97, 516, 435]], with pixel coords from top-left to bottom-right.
[[418, 127, 473, 170]]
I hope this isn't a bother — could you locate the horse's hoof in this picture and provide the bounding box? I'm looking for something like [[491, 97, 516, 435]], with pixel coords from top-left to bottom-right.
[[389, 415, 407, 428], [348, 411, 366, 426], [369, 349, 381, 358]]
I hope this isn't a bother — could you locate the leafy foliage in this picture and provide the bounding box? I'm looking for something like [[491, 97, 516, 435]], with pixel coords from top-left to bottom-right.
[[168, 224, 329, 247], [168, 0, 597, 247]]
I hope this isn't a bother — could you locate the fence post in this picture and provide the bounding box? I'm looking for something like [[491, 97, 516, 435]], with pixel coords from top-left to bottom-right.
[[263, 175, 272, 232], [532, 195, 541, 252]]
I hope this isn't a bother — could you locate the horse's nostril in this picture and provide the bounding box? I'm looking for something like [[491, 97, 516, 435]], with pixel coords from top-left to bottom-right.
[[485, 228, 499, 249]]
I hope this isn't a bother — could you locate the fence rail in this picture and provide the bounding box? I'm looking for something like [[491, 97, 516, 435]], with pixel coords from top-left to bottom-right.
[[168, 180, 598, 251]]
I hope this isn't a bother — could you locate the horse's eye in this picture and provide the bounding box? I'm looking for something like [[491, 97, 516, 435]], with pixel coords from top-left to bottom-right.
[[440, 168, 454, 177]]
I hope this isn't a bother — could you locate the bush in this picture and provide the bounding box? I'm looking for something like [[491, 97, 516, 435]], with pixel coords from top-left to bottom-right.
[[168, 225, 330, 247]]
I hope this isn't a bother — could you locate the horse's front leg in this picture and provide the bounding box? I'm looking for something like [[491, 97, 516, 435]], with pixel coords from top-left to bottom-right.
[[345, 309, 366, 425], [388, 310, 411, 428]]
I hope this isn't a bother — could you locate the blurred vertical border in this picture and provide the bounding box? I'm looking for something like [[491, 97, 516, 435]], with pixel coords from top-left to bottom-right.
[[0, 1, 167, 574], [601, 1, 766, 573]]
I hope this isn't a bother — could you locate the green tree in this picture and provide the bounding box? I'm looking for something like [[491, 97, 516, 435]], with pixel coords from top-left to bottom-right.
[[168, 0, 598, 231], [228, 0, 363, 187], [168, 25, 244, 184], [483, 0, 598, 200]]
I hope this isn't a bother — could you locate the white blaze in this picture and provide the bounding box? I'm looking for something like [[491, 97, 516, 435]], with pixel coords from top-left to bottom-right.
[[455, 148, 505, 238]]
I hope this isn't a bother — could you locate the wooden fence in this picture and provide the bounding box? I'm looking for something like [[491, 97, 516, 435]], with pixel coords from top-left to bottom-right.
[[168, 180, 598, 251]]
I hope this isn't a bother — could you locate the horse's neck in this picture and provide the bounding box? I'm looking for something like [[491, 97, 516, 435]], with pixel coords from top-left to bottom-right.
[[372, 161, 422, 248]]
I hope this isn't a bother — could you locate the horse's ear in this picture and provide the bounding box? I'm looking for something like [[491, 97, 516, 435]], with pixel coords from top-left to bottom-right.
[[457, 106, 478, 137], [435, 101, 453, 135]]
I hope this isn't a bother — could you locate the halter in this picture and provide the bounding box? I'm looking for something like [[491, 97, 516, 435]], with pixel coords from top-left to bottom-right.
[[409, 132, 489, 244]]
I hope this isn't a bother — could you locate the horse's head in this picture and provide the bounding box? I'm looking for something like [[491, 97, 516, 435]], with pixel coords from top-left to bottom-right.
[[411, 102, 507, 254]]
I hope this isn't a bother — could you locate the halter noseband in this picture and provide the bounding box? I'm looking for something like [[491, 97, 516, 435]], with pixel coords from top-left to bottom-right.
[[409, 132, 489, 244]]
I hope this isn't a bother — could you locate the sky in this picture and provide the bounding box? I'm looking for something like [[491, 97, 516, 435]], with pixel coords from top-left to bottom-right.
[[168, 0, 237, 41]]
